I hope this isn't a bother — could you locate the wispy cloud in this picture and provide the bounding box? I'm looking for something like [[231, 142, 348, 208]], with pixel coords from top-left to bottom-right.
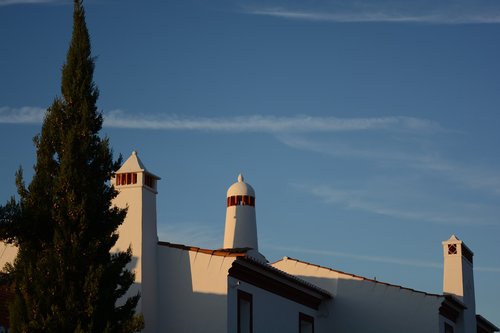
[[0, 106, 46, 124], [247, 8, 435, 23], [3, 106, 498, 197], [277, 134, 428, 164], [266, 244, 500, 272], [278, 133, 500, 196], [0, 0, 65, 6], [267, 244, 441, 269], [242, 1, 500, 24], [104, 110, 441, 133], [247, 8, 500, 24], [0, 106, 442, 134], [296, 184, 499, 226]]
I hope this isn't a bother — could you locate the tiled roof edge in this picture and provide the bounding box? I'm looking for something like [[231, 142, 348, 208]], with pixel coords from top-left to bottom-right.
[[157, 241, 249, 257], [477, 314, 500, 332], [239, 256, 332, 298], [274, 256, 444, 298]]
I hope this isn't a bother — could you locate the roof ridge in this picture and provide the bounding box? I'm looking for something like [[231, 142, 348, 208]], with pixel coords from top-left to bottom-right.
[[241, 256, 332, 297], [157, 241, 249, 257], [275, 256, 443, 298]]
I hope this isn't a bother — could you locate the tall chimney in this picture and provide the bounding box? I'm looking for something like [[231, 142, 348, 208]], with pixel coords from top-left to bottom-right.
[[442, 235, 476, 333]]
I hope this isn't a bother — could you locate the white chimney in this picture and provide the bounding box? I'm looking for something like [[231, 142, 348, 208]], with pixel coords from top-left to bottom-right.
[[442, 235, 476, 333], [223, 174, 258, 250]]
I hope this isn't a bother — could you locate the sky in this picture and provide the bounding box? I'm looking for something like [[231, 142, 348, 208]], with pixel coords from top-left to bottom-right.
[[1, 0, 499, 324]]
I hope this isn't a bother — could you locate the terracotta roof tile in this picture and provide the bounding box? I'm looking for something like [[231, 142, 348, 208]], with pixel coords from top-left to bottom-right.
[[240, 256, 332, 298], [157, 241, 249, 257]]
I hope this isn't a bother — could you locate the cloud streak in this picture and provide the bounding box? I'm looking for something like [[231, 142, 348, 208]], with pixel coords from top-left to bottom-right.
[[3, 106, 498, 196], [242, 0, 500, 24], [104, 110, 441, 133], [267, 244, 442, 269], [297, 184, 499, 226], [280, 133, 500, 196], [0, 106, 442, 134], [266, 244, 500, 272], [277, 134, 428, 164], [247, 8, 500, 24], [0, 0, 64, 6], [0, 106, 46, 124]]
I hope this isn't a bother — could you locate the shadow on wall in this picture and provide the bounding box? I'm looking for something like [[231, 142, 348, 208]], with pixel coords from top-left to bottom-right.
[[116, 254, 140, 307], [158, 246, 227, 333], [294, 274, 443, 333], [128, 254, 138, 273]]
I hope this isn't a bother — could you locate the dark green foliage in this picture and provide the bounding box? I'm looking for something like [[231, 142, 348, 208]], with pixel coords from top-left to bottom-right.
[[0, 1, 139, 332]]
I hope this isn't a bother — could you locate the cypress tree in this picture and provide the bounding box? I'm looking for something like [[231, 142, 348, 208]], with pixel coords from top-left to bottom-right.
[[0, 1, 141, 332]]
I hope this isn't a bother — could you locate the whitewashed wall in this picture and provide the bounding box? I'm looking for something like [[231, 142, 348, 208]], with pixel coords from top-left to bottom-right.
[[273, 257, 444, 333], [111, 174, 159, 333], [227, 277, 319, 333], [0, 243, 17, 271], [157, 245, 240, 333]]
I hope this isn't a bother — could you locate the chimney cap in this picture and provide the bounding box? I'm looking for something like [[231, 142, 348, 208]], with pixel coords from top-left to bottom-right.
[[227, 174, 255, 197]]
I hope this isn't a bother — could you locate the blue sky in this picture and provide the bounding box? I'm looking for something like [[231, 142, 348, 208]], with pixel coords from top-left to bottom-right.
[[1, 0, 499, 323]]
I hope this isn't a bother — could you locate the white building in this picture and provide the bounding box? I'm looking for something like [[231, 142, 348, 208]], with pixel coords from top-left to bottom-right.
[[1, 151, 499, 333]]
